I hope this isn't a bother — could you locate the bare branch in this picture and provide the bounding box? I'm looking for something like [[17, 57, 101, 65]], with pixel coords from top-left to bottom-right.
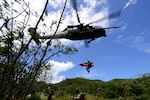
[[35, 0, 49, 29], [53, 0, 68, 37]]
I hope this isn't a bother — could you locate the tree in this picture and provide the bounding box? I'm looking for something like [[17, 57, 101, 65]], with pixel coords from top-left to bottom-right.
[[0, 0, 77, 99]]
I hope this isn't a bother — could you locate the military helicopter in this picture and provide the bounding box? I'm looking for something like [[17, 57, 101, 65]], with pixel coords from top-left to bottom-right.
[[79, 61, 94, 73], [39, 0, 121, 44]]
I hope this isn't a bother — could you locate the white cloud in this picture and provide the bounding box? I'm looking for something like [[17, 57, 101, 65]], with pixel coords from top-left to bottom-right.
[[115, 32, 150, 53], [39, 60, 75, 83], [59, 39, 84, 47], [124, 0, 138, 9], [48, 0, 65, 9]]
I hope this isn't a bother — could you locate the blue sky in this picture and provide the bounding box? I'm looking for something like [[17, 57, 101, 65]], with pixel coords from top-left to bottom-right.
[[3, 0, 149, 83], [43, 0, 150, 83]]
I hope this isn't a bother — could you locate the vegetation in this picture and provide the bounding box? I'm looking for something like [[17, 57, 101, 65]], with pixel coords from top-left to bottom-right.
[[26, 94, 41, 100], [50, 74, 150, 100], [28, 74, 150, 100], [0, 0, 77, 99]]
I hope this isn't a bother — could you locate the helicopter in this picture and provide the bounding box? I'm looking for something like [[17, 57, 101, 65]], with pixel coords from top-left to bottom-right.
[[38, 0, 121, 44], [79, 61, 94, 73]]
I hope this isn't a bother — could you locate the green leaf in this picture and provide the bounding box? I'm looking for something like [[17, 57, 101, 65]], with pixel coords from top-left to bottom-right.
[[28, 27, 41, 45], [18, 31, 23, 38], [2, 63, 14, 70]]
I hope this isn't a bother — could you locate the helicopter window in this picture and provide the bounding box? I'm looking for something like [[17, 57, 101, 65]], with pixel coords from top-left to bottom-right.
[[73, 27, 78, 29], [93, 26, 101, 29], [68, 27, 78, 30]]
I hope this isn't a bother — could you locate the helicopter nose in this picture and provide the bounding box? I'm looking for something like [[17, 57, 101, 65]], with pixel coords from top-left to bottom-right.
[[100, 29, 106, 37]]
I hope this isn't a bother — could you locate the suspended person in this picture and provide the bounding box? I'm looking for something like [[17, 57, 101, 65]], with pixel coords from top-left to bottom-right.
[[86, 61, 93, 73]]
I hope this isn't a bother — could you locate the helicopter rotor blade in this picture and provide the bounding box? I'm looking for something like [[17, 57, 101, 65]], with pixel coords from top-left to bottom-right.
[[102, 26, 119, 29], [86, 10, 121, 25], [72, 0, 81, 24]]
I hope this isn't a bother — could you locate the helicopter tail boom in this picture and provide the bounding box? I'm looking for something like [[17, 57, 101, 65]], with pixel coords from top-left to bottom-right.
[[39, 31, 68, 39]]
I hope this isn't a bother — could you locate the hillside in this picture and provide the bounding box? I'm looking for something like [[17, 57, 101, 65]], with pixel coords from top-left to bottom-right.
[[53, 78, 104, 95], [52, 75, 150, 99]]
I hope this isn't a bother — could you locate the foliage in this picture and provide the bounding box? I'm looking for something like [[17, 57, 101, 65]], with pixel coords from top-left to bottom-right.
[[51, 74, 150, 99], [26, 94, 41, 100], [0, 0, 77, 99]]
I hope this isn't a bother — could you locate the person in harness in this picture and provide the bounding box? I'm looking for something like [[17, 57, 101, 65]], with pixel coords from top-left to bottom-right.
[[86, 61, 93, 73], [79, 61, 94, 73]]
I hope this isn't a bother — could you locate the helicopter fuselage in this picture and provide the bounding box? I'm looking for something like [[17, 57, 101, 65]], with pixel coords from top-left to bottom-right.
[[66, 27, 106, 40], [39, 26, 106, 41]]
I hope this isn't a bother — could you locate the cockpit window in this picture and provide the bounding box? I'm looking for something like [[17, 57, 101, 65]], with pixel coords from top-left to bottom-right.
[[93, 26, 102, 29]]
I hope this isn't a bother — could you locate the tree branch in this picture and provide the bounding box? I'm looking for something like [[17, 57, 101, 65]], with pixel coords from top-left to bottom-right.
[[53, 0, 68, 37], [35, 0, 49, 29]]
